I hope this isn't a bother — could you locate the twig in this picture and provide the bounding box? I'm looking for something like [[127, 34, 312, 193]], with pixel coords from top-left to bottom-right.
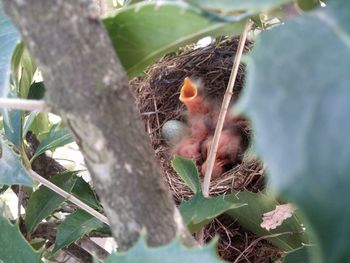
[[202, 20, 252, 197], [28, 170, 110, 226], [0, 98, 48, 111]]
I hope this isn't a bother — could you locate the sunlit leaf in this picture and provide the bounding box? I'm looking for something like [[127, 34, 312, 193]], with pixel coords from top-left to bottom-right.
[[103, 1, 246, 78]]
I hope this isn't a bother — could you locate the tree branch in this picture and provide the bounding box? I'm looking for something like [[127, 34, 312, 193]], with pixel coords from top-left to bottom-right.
[[3, 0, 194, 250]]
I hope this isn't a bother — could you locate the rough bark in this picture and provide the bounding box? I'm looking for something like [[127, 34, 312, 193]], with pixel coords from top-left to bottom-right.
[[3, 0, 193, 250]]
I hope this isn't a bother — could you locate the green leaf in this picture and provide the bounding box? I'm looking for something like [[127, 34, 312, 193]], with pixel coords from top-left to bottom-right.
[[2, 108, 22, 148], [27, 112, 50, 138], [283, 245, 316, 263], [297, 0, 320, 11], [0, 135, 33, 186], [25, 171, 77, 233], [225, 191, 307, 251], [27, 81, 46, 100], [71, 177, 101, 210], [23, 111, 38, 138], [179, 191, 246, 233], [187, 0, 292, 14], [10, 42, 37, 99], [31, 126, 74, 161], [237, 1, 350, 261], [0, 214, 41, 263], [171, 156, 201, 194], [105, 236, 226, 263], [0, 1, 20, 97], [51, 209, 106, 255], [103, 1, 246, 78]]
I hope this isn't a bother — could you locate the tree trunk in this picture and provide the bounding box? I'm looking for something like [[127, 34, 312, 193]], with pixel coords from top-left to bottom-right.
[[3, 0, 193, 251]]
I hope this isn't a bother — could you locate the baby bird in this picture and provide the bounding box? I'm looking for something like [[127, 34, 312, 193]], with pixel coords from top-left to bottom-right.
[[166, 77, 248, 178]]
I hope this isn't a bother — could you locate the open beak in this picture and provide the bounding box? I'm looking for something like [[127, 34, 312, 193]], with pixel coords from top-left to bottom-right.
[[179, 77, 202, 112]]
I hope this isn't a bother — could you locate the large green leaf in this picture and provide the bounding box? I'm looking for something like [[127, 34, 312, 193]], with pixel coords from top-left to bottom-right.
[[51, 209, 106, 255], [103, 1, 246, 78], [31, 126, 74, 161], [105, 236, 226, 263], [25, 171, 77, 233], [283, 245, 314, 263], [71, 177, 101, 210], [0, 135, 33, 186], [179, 191, 246, 233], [171, 156, 201, 194], [225, 191, 307, 251], [187, 0, 292, 14], [237, 1, 350, 261], [0, 1, 20, 97], [0, 213, 41, 263]]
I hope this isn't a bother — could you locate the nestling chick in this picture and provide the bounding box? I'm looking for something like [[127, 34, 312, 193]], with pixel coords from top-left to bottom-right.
[[165, 77, 249, 178]]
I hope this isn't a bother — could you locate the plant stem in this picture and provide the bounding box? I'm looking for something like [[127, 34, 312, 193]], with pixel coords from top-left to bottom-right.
[[202, 20, 252, 197], [28, 169, 110, 226], [0, 98, 48, 111]]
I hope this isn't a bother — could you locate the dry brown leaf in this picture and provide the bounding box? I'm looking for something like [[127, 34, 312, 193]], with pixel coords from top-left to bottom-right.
[[260, 203, 296, 231]]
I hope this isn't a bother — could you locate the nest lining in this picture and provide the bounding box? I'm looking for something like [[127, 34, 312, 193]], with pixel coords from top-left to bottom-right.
[[130, 37, 281, 262]]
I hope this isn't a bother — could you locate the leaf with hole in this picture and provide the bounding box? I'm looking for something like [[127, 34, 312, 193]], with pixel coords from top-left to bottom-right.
[[105, 236, 225, 263], [225, 191, 307, 251], [0, 135, 33, 186], [179, 191, 246, 233], [237, 0, 350, 261], [103, 1, 246, 78], [171, 156, 201, 194], [51, 209, 106, 255], [0, 212, 41, 262], [25, 171, 77, 233]]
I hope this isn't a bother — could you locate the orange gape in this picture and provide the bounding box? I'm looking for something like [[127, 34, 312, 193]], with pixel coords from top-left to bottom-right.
[[175, 77, 247, 178]]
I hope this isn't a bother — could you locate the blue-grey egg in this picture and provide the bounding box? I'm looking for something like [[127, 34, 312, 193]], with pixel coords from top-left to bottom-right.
[[162, 120, 188, 143]]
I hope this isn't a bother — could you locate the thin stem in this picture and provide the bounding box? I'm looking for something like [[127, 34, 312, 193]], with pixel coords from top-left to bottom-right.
[[0, 98, 48, 111], [202, 20, 252, 197], [28, 170, 110, 226]]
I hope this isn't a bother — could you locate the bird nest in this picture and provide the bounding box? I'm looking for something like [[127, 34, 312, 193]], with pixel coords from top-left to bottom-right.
[[130, 37, 282, 262]]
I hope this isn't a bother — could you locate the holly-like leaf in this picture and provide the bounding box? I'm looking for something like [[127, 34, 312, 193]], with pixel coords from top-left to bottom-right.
[[225, 191, 306, 251], [103, 1, 246, 78], [297, 0, 320, 11], [105, 236, 226, 263], [187, 0, 292, 14], [51, 209, 106, 255], [31, 126, 74, 161], [71, 177, 101, 210], [171, 156, 201, 194], [179, 191, 246, 233], [0, 214, 41, 263], [25, 171, 77, 233], [0, 1, 20, 97], [237, 1, 350, 261], [0, 135, 33, 186]]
